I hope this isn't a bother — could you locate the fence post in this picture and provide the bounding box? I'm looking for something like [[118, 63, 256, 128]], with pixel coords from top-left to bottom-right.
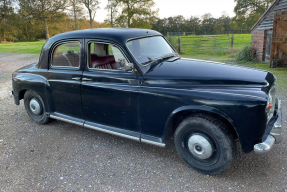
[[178, 36, 181, 53], [231, 34, 234, 48]]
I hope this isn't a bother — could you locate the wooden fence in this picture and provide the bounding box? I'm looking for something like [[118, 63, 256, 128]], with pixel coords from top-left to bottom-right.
[[179, 35, 231, 54]]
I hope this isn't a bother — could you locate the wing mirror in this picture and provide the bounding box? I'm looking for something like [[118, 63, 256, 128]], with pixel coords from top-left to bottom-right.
[[125, 63, 134, 72]]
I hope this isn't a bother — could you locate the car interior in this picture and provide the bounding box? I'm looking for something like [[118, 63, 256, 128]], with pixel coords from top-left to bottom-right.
[[52, 42, 81, 68], [88, 43, 126, 70], [53, 50, 80, 68], [52, 42, 128, 70]]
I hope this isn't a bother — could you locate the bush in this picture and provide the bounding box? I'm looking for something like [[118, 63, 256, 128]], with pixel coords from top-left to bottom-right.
[[223, 48, 240, 58], [235, 46, 257, 63]]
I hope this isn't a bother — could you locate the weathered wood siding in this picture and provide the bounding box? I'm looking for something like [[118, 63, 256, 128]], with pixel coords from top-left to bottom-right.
[[255, 0, 287, 31], [270, 11, 287, 67]]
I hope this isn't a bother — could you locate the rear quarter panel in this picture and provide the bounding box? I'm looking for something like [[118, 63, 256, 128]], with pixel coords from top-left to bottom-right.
[[12, 68, 49, 112]]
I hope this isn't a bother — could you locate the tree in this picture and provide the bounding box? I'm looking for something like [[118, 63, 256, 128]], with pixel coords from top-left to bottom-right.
[[82, 0, 100, 29], [187, 16, 201, 35], [202, 13, 212, 20], [0, 0, 14, 41], [68, 0, 84, 30], [232, 0, 273, 30], [105, 0, 120, 28], [201, 16, 216, 35], [214, 12, 231, 34], [19, 0, 67, 39], [117, 0, 158, 28]]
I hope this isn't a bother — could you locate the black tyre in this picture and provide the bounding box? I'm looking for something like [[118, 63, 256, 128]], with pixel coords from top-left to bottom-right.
[[24, 90, 50, 124], [174, 114, 236, 175]]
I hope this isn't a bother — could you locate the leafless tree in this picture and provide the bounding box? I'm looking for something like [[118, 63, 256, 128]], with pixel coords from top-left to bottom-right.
[[69, 0, 84, 30], [105, 0, 120, 28], [81, 0, 100, 29]]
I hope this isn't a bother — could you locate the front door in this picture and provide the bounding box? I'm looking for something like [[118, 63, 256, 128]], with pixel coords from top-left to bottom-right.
[[47, 40, 85, 122], [81, 40, 141, 138]]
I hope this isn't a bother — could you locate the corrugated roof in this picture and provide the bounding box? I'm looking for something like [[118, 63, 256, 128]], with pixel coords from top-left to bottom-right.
[[251, 0, 280, 31]]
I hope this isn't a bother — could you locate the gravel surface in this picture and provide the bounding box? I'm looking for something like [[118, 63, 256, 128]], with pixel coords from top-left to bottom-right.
[[0, 52, 286, 191]]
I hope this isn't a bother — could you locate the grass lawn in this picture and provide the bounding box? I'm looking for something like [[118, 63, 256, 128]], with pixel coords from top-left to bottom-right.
[[0, 41, 45, 54], [179, 34, 252, 63]]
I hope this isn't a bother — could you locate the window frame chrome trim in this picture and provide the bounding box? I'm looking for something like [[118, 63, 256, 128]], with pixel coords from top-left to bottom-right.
[[50, 40, 82, 70], [125, 35, 177, 67], [86, 40, 132, 73]]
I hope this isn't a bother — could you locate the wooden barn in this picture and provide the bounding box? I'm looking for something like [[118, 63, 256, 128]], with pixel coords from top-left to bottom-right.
[[251, 0, 287, 67]]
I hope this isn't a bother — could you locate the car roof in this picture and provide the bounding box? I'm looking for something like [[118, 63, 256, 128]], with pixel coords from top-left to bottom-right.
[[39, 28, 163, 73], [46, 28, 162, 45]]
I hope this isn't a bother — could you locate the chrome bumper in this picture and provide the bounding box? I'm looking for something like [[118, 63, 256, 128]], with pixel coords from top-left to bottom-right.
[[254, 99, 283, 154]]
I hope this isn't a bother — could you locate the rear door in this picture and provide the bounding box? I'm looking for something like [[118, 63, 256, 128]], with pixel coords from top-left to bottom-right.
[[81, 40, 141, 138], [47, 40, 85, 122]]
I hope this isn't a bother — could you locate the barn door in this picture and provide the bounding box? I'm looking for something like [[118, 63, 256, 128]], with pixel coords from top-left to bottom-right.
[[270, 11, 287, 68]]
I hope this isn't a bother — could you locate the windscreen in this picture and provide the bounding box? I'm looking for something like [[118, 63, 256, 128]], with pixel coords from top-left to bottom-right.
[[126, 36, 175, 65]]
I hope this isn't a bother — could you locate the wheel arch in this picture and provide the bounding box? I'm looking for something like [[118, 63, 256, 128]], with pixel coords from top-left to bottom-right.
[[164, 105, 239, 142], [13, 73, 50, 112]]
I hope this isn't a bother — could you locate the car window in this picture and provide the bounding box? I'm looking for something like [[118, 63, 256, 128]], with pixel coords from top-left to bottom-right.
[[126, 36, 174, 65], [52, 41, 81, 68], [89, 42, 128, 71]]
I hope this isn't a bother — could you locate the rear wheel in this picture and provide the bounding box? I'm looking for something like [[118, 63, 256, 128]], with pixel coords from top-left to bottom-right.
[[174, 114, 236, 175], [24, 90, 50, 124]]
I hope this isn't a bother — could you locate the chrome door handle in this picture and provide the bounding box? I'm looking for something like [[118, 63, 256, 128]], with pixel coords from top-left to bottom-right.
[[71, 77, 81, 81], [82, 78, 92, 81]]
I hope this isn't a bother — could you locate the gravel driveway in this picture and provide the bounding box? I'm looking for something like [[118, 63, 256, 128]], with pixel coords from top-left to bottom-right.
[[0, 52, 286, 191]]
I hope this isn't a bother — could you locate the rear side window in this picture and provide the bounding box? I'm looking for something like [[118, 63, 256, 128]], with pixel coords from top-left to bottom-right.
[[52, 41, 81, 68]]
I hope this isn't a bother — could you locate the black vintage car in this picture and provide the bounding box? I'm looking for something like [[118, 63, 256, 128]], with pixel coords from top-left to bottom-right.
[[11, 28, 282, 175]]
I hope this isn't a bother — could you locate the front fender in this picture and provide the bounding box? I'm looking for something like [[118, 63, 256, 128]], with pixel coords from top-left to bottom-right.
[[164, 105, 240, 151], [169, 105, 234, 124]]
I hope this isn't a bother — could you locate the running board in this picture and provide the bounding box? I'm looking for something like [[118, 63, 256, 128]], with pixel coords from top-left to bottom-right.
[[49, 112, 166, 147]]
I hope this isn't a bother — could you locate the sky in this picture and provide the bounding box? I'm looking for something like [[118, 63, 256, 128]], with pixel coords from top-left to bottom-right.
[[95, 0, 237, 22]]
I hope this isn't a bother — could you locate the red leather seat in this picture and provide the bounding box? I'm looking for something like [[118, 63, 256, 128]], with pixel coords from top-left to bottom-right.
[[91, 55, 117, 69]]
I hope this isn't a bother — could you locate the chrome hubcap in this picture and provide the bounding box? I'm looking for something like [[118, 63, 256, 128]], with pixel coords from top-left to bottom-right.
[[188, 134, 213, 160], [29, 98, 41, 115]]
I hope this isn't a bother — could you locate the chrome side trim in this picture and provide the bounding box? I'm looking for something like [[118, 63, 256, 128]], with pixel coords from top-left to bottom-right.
[[50, 115, 84, 126], [140, 86, 265, 99], [50, 114, 167, 147], [141, 138, 166, 147], [48, 80, 81, 84], [84, 124, 140, 142], [86, 40, 131, 71], [254, 135, 275, 154]]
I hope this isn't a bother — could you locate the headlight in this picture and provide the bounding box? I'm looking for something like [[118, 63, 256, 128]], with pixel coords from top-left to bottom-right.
[[266, 86, 276, 122]]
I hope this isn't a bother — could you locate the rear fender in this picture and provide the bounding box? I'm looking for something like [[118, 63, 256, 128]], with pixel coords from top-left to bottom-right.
[[13, 73, 49, 112]]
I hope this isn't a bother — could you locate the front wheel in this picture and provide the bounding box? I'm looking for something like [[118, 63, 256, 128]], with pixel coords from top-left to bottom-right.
[[24, 90, 50, 124], [174, 114, 236, 175]]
